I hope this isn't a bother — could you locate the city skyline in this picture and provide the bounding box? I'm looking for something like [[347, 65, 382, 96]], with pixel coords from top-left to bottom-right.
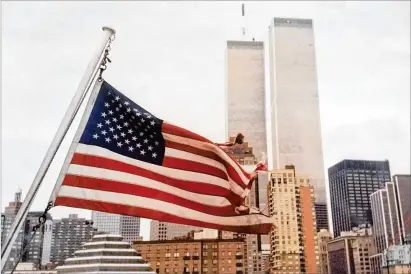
[[2, 1, 410, 240]]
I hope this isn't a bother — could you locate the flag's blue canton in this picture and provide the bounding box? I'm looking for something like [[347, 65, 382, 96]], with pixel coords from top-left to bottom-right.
[[79, 81, 165, 165]]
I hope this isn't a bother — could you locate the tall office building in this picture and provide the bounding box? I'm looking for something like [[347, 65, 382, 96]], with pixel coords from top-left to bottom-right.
[[268, 18, 326, 204], [370, 184, 397, 274], [50, 214, 96, 265], [267, 165, 319, 273], [226, 40, 267, 161], [328, 159, 391, 237], [393, 175, 411, 244], [370, 175, 411, 273], [315, 203, 329, 231], [1, 191, 53, 271], [149, 220, 201, 241], [91, 211, 141, 243]]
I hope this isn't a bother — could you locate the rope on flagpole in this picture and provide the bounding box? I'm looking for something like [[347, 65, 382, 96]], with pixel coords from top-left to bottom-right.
[[8, 202, 53, 274], [98, 33, 115, 82]]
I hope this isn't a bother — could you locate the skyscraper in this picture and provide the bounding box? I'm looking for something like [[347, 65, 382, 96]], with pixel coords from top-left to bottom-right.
[[369, 174, 411, 273], [50, 214, 96, 265], [393, 175, 411, 244], [315, 203, 329, 231], [267, 165, 319, 273], [268, 18, 326, 204], [328, 159, 391, 237], [225, 40, 267, 274], [1, 190, 53, 271], [91, 212, 140, 243], [370, 184, 397, 274], [226, 40, 267, 161]]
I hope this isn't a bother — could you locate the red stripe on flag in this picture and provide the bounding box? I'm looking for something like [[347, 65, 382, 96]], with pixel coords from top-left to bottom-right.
[[62, 175, 239, 217], [162, 156, 228, 181], [165, 140, 249, 188], [71, 153, 243, 205], [54, 197, 273, 234], [162, 122, 212, 144]]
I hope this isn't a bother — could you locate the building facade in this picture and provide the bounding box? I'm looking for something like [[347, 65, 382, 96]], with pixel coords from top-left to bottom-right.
[[315, 203, 329, 231], [226, 40, 267, 161], [317, 229, 332, 274], [133, 238, 246, 274], [328, 159, 391, 237], [370, 175, 411, 273], [393, 175, 411, 244], [150, 220, 201, 241], [381, 244, 411, 274], [267, 165, 319, 273], [50, 214, 96, 265], [1, 191, 53, 271], [327, 228, 373, 274], [268, 17, 326, 205], [91, 211, 141, 243]]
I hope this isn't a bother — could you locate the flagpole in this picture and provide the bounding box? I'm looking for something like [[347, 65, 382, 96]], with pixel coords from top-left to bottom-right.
[[1, 26, 116, 272]]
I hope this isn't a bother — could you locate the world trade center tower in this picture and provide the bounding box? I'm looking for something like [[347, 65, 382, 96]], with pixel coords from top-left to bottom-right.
[[268, 18, 327, 205]]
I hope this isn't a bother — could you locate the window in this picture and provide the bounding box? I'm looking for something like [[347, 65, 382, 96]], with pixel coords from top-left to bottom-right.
[[212, 252, 217, 257], [203, 267, 208, 272], [204, 259, 208, 265], [204, 244, 208, 249]]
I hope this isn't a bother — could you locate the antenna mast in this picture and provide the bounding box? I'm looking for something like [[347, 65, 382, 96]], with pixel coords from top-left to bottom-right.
[[241, 3, 246, 37]]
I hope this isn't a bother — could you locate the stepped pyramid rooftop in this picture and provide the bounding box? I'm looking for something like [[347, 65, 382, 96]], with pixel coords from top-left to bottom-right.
[[55, 234, 155, 273]]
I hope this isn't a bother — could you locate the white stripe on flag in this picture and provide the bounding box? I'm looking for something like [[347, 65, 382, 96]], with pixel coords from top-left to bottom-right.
[[163, 132, 250, 183], [57, 185, 274, 226], [67, 164, 232, 207], [75, 144, 233, 191]]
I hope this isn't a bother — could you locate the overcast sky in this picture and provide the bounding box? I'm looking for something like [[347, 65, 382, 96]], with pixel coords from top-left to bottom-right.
[[2, 1, 409, 239]]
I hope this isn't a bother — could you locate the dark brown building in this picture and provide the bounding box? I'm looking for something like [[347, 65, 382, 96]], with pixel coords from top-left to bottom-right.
[[132, 239, 246, 274]]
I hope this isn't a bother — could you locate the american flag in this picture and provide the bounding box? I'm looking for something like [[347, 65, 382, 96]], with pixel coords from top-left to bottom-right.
[[53, 81, 273, 234]]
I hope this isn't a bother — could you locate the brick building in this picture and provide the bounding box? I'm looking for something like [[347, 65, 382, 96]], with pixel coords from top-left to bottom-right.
[[132, 238, 246, 274]]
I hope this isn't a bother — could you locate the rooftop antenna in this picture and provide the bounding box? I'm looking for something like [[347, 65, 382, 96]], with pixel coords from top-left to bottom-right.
[[241, 3, 246, 37]]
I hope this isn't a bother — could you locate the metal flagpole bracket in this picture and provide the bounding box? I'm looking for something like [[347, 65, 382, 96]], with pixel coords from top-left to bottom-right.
[[98, 27, 116, 82]]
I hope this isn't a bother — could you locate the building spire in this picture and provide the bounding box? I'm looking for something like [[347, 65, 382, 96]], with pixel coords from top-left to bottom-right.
[[241, 3, 246, 37]]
